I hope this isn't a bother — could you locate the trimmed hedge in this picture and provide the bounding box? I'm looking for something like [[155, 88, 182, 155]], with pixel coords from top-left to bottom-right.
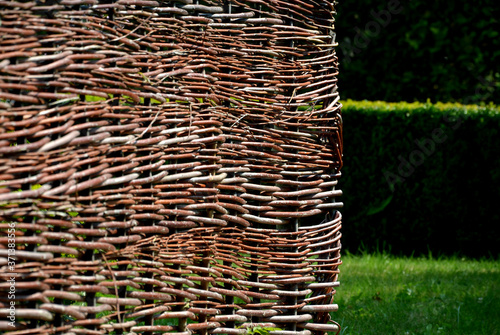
[[339, 100, 500, 258], [336, 0, 499, 104]]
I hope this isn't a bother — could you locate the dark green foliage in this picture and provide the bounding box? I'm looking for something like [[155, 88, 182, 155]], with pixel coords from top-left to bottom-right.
[[339, 100, 500, 258], [336, 0, 499, 104]]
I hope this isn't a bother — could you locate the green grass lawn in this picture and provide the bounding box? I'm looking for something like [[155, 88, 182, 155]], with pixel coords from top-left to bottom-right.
[[333, 252, 499, 335]]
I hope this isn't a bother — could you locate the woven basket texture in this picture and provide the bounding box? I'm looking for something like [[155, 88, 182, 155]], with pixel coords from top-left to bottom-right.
[[0, 0, 343, 334]]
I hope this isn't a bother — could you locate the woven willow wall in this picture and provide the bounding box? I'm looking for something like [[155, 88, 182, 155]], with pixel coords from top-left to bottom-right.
[[0, 1, 343, 334]]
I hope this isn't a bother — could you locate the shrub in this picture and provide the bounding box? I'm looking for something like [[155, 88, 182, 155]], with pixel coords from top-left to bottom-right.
[[336, 0, 499, 104], [339, 100, 500, 258]]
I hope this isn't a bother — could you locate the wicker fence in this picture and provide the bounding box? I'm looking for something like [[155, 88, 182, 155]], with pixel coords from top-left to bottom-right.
[[0, 0, 343, 334]]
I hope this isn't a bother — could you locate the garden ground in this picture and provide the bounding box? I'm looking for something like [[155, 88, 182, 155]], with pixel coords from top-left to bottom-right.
[[334, 252, 499, 335]]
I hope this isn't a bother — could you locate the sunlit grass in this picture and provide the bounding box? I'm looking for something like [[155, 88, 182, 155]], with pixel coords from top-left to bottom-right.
[[333, 252, 499, 335]]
